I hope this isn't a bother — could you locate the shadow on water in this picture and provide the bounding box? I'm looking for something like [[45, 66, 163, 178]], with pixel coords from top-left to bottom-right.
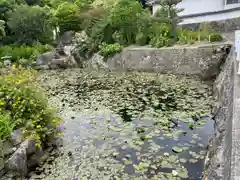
[[113, 116, 214, 179], [27, 112, 214, 180]]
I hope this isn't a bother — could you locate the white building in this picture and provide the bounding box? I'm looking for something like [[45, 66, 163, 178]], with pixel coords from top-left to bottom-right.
[[148, 0, 240, 24]]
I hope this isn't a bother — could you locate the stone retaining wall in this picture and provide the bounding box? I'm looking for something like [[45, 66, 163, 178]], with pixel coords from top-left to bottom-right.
[[103, 43, 231, 80], [203, 36, 240, 180], [204, 46, 234, 180]]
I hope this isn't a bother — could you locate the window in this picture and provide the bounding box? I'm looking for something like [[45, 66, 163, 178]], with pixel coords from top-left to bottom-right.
[[226, 0, 240, 4]]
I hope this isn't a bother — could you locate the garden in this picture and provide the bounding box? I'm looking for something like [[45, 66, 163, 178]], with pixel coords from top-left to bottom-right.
[[0, 0, 223, 64]]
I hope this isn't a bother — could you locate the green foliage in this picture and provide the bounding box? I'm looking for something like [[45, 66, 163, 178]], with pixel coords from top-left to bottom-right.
[[7, 5, 54, 45], [0, 67, 62, 145], [135, 32, 148, 46], [24, 0, 44, 6], [99, 42, 122, 58], [0, 44, 53, 62], [74, 0, 94, 10], [155, 0, 183, 41], [0, 20, 5, 40], [0, 112, 15, 140], [108, 0, 149, 45], [55, 2, 82, 34], [149, 23, 174, 47], [209, 33, 223, 42], [177, 28, 201, 44]]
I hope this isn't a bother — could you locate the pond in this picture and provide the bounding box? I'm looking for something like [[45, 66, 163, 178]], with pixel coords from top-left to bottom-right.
[[28, 69, 215, 180]]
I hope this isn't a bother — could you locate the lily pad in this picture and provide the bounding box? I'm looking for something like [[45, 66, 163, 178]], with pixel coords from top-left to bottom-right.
[[172, 146, 183, 153]]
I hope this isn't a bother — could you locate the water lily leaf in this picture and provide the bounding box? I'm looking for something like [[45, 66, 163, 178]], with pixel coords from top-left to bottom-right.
[[177, 168, 189, 178], [172, 146, 183, 153]]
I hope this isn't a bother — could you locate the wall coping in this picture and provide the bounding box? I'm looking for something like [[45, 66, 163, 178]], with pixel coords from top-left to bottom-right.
[[230, 31, 240, 179]]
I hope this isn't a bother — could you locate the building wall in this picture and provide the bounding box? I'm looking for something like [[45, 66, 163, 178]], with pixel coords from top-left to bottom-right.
[[152, 0, 224, 16], [177, 0, 224, 16], [152, 0, 240, 24], [179, 10, 240, 24]]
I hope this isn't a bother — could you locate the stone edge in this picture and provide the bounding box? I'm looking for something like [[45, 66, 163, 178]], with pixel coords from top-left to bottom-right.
[[231, 43, 240, 179]]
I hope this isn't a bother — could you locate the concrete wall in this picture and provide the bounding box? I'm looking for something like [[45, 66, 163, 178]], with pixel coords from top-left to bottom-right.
[[152, 0, 240, 25], [179, 9, 240, 25], [177, 0, 224, 16], [103, 43, 231, 80]]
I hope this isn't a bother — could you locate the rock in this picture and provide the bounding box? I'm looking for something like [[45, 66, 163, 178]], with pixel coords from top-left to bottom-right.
[[5, 146, 28, 176], [58, 31, 75, 46], [0, 157, 4, 170], [0, 141, 3, 157], [3, 60, 11, 67], [88, 53, 109, 69], [3, 141, 14, 157], [10, 128, 24, 146], [48, 57, 74, 69], [34, 64, 49, 70], [27, 149, 44, 168], [36, 51, 55, 66], [20, 140, 36, 156]]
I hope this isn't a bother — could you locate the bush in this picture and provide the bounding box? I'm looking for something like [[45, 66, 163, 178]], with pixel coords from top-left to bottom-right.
[[0, 44, 53, 63], [0, 113, 15, 140], [209, 33, 223, 42], [99, 42, 122, 58], [7, 5, 54, 45], [55, 2, 82, 34], [149, 23, 174, 47], [108, 0, 150, 45], [0, 67, 62, 146]]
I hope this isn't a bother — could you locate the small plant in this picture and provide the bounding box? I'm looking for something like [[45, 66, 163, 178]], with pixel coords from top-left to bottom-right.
[[209, 33, 223, 42], [0, 44, 53, 63], [0, 112, 16, 140], [135, 32, 148, 46], [99, 43, 122, 59], [0, 66, 62, 146]]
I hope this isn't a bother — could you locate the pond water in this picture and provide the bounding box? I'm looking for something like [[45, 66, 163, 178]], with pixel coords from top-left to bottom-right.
[[28, 69, 214, 180]]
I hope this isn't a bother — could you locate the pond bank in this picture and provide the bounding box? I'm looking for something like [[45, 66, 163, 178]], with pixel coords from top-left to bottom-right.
[[17, 69, 215, 180]]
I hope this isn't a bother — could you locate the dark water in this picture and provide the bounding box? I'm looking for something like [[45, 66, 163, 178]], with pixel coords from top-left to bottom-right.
[[25, 70, 215, 180], [26, 112, 214, 180]]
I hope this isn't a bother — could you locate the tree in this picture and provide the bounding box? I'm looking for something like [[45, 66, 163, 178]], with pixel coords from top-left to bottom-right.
[[7, 5, 54, 44], [55, 2, 82, 34], [156, 0, 183, 41], [108, 0, 150, 45]]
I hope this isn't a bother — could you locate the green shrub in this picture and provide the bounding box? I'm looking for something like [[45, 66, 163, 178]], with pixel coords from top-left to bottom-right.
[[99, 42, 122, 58], [7, 5, 54, 45], [149, 35, 174, 48], [135, 32, 148, 46], [0, 113, 15, 140], [108, 0, 150, 45], [149, 23, 174, 47], [55, 2, 82, 34], [0, 67, 62, 146], [0, 44, 53, 63], [209, 33, 223, 42]]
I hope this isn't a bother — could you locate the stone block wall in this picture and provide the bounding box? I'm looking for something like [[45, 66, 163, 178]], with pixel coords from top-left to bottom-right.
[[204, 46, 234, 180], [105, 43, 231, 80]]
